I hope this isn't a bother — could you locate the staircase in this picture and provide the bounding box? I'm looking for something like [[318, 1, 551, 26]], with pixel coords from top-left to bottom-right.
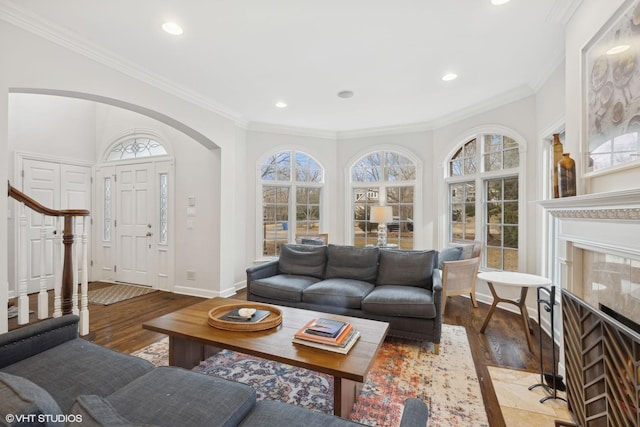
[[6, 181, 91, 335]]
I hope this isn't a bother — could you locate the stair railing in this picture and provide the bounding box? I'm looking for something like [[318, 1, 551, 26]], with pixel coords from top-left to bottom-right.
[[7, 181, 91, 335]]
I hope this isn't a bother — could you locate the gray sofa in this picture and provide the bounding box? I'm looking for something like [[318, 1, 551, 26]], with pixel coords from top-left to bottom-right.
[[0, 315, 428, 427], [247, 244, 443, 353]]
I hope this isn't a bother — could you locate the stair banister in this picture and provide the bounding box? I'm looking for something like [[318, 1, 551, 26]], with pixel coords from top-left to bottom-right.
[[7, 181, 90, 333]]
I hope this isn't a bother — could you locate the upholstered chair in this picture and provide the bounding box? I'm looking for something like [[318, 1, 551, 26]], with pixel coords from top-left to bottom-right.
[[441, 256, 481, 315]]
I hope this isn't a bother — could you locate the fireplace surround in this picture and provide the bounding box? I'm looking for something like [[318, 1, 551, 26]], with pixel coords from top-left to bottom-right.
[[541, 188, 640, 426]]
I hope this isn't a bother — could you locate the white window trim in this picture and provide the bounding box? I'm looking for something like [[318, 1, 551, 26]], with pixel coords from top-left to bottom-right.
[[345, 146, 423, 248]]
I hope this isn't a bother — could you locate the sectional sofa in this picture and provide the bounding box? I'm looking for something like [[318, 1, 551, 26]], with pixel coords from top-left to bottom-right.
[[0, 315, 428, 426], [247, 244, 443, 353]]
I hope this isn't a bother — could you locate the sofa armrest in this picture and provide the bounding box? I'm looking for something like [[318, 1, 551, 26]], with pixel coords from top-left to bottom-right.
[[432, 268, 442, 294], [0, 315, 79, 368], [246, 260, 279, 294], [399, 398, 429, 427]]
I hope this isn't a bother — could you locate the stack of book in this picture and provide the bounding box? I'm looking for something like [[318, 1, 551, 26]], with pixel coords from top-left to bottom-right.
[[292, 318, 360, 354]]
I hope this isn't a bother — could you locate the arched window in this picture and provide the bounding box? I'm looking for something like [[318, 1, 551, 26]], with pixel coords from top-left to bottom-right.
[[106, 138, 167, 161], [446, 133, 521, 271], [260, 150, 324, 257], [350, 151, 416, 249]]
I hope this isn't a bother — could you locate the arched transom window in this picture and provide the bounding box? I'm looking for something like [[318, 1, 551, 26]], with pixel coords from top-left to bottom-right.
[[351, 151, 416, 249], [106, 138, 167, 161], [260, 150, 324, 257], [446, 133, 521, 271]]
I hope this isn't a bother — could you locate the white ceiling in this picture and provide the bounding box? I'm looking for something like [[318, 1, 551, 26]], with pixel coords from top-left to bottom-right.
[[2, 0, 572, 132]]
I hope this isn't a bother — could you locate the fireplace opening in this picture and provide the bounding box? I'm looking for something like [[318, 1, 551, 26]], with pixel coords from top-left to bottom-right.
[[600, 303, 640, 335]]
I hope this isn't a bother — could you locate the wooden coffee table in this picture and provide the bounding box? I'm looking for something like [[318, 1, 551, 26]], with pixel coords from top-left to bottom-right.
[[142, 297, 389, 418]]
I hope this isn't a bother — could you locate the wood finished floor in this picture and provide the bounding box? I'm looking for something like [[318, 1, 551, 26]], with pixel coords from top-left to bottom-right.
[[9, 282, 557, 427]]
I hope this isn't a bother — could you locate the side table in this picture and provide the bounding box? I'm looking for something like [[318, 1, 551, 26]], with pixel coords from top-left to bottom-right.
[[478, 271, 552, 352]]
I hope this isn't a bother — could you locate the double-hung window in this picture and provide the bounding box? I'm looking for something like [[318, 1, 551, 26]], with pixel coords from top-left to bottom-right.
[[260, 151, 324, 257], [446, 134, 521, 271]]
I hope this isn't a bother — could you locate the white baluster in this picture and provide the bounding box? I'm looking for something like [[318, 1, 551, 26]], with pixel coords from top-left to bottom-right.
[[17, 202, 29, 324], [79, 216, 89, 336], [53, 216, 62, 317], [72, 220, 79, 316], [37, 213, 48, 319]]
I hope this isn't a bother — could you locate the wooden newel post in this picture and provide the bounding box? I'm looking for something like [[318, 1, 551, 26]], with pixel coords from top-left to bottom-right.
[[61, 215, 75, 315]]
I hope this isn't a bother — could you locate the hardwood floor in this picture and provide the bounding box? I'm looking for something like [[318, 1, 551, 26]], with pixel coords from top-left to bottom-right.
[[9, 282, 556, 427]]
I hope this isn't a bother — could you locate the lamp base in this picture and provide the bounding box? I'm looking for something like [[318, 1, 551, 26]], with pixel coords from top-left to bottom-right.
[[377, 224, 387, 247]]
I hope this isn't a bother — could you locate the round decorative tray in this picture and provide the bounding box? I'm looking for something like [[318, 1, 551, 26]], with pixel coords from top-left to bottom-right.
[[207, 302, 282, 331]]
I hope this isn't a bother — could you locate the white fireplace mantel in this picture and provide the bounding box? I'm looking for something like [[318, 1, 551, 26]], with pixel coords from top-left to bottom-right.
[[539, 188, 640, 221]]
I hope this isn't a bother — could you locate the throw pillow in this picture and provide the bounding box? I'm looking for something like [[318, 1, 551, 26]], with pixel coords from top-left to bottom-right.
[[438, 246, 463, 269], [324, 244, 380, 282], [0, 372, 62, 427], [278, 244, 327, 279], [376, 250, 436, 287], [69, 395, 155, 427], [448, 241, 474, 259]]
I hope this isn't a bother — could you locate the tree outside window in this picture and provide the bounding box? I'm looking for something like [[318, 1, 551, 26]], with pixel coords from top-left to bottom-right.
[[447, 134, 520, 271], [260, 151, 323, 257], [351, 151, 416, 249]]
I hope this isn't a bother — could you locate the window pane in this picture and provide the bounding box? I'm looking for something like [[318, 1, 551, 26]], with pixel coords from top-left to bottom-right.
[[451, 183, 464, 203], [486, 179, 502, 201], [353, 187, 378, 247], [106, 138, 167, 161], [503, 136, 518, 150], [504, 249, 518, 271], [308, 188, 321, 204], [464, 157, 477, 174], [484, 152, 502, 171], [484, 135, 503, 153], [487, 225, 502, 247], [504, 225, 518, 248], [450, 159, 463, 176], [295, 152, 323, 182], [465, 182, 476, 202], [486, 247, 502, 270], [159, 173, 168, 244], [504, 149, 519, 168], [464, 139, 477, 157], [504, 202, 518, 224], [262, 186, 289, 257], [487, 203, 502, 223], [103, 177, 111, 241], [504, 177, 518, 200]]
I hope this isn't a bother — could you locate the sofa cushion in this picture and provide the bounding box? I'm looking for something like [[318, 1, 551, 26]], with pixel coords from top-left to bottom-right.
[[447, 241, 475, 259], [106, 367, 256, 427], [303, 278, 375, 309], [69, 395, 155, 427], [376, 250, 436, 288], [239, 400, 357, 427], [251, 274, 321, 302], [362, 285, 436, 319], [1, 339, 154, 413], [437, 246, 463, 269], [325, 245, 379, 282], [0, 372, 62, 427], [278, 244, 327, 279]]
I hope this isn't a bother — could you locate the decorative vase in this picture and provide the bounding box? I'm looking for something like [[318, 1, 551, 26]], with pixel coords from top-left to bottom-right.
[[552, 133, 563, 198], [558, 152, 576, 197]]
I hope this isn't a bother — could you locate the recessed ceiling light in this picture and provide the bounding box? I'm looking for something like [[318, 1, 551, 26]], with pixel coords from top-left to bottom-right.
[[337, 90, 354, 98], [442, 73, 458, 82], [162, 22, 183, 35], [607, 44, 631, 55], [491, 0, 511, 5], [275, 101, 287, 108]]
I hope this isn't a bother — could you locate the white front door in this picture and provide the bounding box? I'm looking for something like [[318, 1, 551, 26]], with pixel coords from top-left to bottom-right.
[[115, 163, 153, 286]]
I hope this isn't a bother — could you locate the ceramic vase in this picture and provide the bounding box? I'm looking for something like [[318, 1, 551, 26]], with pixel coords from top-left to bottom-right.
[[552, 133, 563, 198], [558, 152, 576, 197]]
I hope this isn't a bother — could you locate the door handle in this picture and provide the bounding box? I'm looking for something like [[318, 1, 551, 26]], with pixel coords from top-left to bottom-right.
[[146, 232, 153, 237]]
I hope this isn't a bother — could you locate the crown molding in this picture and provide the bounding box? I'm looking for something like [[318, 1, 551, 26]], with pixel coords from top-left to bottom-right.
[[0, 0, 243, 123], [547, 0, 584, 25]]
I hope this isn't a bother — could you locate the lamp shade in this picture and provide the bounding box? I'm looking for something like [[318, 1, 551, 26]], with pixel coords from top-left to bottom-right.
[[370, 206, 393, 223]]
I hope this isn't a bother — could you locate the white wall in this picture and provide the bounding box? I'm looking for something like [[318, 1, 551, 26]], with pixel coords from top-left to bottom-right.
[[566, 0, 640, 194], [0, 20, 248, 327]]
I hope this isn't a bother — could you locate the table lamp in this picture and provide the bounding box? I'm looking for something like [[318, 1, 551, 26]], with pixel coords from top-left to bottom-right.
[[370, 205, 393, 247]]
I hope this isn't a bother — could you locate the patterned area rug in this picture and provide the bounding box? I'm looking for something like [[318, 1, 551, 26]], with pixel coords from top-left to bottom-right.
[[88, 284, 157, 305], [132, 324, 488, 426]]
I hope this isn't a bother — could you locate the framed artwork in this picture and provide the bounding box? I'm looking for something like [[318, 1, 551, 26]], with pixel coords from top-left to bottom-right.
[[584, 0, 640, 174]]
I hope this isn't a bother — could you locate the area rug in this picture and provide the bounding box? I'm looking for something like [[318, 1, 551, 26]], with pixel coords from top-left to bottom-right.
[[87, 284, 157, 305], [132, 324, 488, 426]]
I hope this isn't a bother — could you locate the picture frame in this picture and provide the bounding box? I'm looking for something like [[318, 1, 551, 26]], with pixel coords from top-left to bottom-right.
[[583, 0, 640, 174]]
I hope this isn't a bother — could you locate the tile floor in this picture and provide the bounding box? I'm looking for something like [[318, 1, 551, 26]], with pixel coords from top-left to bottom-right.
[[488, 366, 574, 427]]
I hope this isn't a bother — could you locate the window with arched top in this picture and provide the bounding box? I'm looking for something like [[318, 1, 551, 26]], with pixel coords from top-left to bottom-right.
[[260, 150, 324, 257], [106, 138, 167, 161], [446, 133, 521, 271], [350, 151, 416, 249]]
